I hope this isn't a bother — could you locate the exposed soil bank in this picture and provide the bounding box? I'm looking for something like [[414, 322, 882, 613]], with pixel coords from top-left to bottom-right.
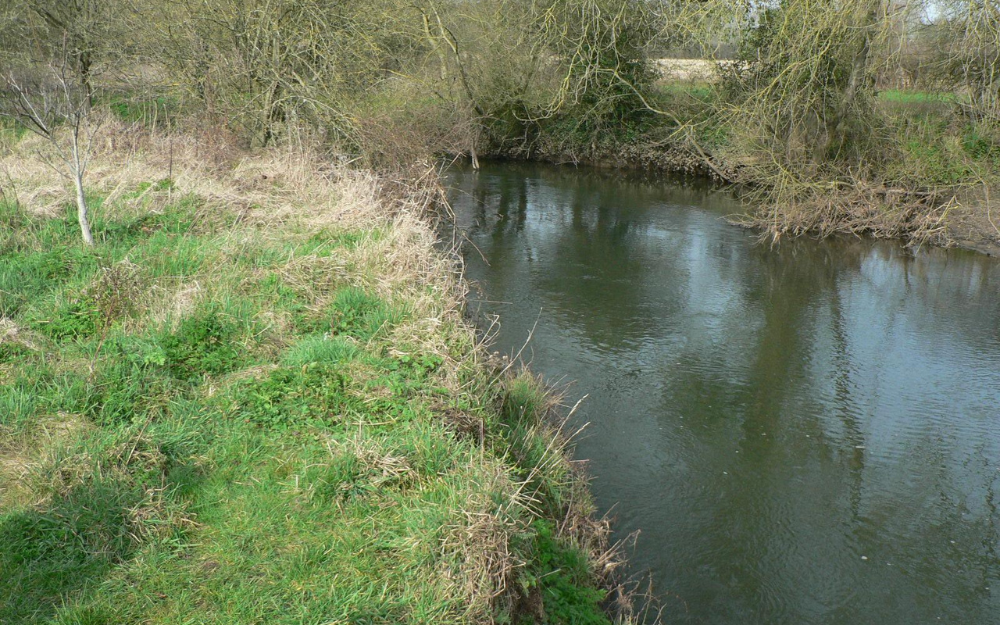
[[942, 187, 1000, 256]]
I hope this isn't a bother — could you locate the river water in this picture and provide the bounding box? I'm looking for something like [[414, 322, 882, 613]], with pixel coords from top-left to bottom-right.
[[448, 161, 1000, 624]]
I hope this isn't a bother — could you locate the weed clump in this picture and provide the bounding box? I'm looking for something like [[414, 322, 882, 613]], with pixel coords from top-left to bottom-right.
[[31, 298, 103, 340], [231, 364, 349, 429], [0, 341, 30, 363], [524, 519, 611, 625], [281, 335, 359, 367], [329, 286, 406, 340], [86, 340, 176, 425], [161, 307, 245, 381]]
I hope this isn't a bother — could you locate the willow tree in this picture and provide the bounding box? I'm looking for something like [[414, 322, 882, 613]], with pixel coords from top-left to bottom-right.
[[930, 0, 1000, 123], [408, 0, 658, 157], [150, 0, 659, 159], [719, 0, 902, 189], [543, 0, 657, 127]]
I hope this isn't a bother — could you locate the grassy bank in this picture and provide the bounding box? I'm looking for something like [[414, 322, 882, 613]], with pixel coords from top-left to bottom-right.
[[0, 123, 630, 624]]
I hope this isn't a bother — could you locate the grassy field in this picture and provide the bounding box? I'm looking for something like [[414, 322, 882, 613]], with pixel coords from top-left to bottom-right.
[[0, 124, 622, 624]]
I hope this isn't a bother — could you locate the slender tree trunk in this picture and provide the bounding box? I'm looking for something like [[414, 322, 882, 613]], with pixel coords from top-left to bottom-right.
[[826, 3, 879, 156], [470, 142, 480, 169], [75, 173, 94, 245], [70, 131, 94, 246], [79, 48, 94, 105], [422, 13, 449, 81], [428, 2, 484, 117]]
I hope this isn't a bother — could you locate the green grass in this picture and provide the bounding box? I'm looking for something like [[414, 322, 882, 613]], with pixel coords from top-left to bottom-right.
[[651, 81, 716, 102], [880, 101, 1000, 186], [106, 94, 182, 128], [878, 89, 954, 104], [0, 116, 29, 142], [0, 171, 611, 624]]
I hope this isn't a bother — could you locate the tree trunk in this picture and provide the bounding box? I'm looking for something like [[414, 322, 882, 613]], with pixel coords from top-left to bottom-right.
[[79, 48, 94, 106], [70, 134, 94, 246], [422, 13, 449, 81], [75, 171, 94, 246], [826, 3, 879, 157]]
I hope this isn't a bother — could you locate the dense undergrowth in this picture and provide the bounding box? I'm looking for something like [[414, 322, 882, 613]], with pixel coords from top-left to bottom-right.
[[0, 126, 629, 624]]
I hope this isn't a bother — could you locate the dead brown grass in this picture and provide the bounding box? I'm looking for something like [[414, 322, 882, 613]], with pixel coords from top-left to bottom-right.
[[1, 114, 439, 233], [738, 181, 966, 250], [0, 414, 91, 509], [0, 317, 44, 353]]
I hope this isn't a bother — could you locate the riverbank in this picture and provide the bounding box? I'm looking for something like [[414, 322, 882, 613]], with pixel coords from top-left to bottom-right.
[[0, 124, 634, 624], [462, 67, 1000, 257], [474, 136, 1000, 257]]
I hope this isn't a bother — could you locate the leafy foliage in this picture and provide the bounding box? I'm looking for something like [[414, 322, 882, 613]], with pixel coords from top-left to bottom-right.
[[231, 364, 349, 429], [329, 286, 405, 340], [160, 307, 245, 381], [526, 520, 610, 625]]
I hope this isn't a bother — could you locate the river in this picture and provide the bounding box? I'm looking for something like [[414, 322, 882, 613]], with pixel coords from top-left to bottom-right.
[[448, 161, 1000, 624]]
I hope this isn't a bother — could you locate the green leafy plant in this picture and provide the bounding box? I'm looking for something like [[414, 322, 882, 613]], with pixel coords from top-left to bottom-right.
[[30, 298, 103, 340], [161, 308, 244, 381], [519, 520, 610, 625], [232, 363, 349, 429], [329, 287, 395, 339]]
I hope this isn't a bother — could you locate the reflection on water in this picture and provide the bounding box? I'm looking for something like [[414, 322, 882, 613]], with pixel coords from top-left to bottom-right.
[[449, 161, 1000, 624]]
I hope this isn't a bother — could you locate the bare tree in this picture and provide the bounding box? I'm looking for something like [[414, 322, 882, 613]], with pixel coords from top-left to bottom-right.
[[0, 58, 101, 245]]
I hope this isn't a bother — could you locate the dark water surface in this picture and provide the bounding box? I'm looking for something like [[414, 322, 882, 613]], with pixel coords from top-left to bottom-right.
[[448, 161, 1000, 625]]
